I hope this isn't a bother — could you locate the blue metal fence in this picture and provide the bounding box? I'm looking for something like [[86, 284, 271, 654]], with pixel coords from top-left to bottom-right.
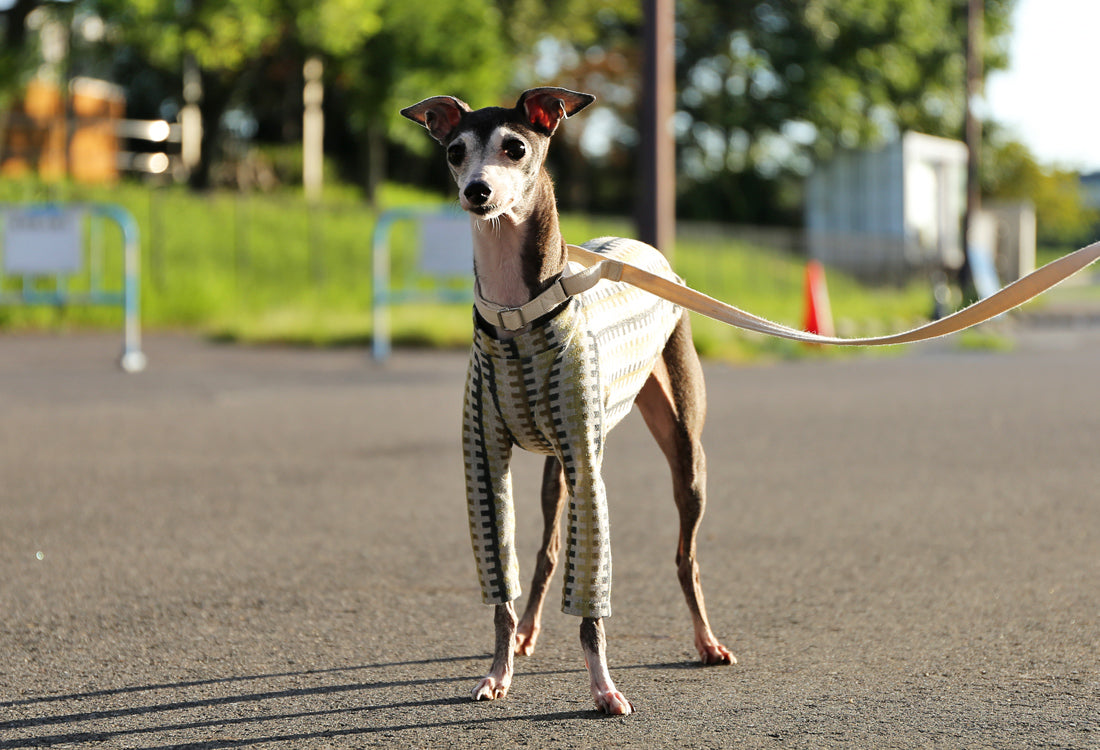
[[370, 207, 473, 361], [1, 203, 146, 372]]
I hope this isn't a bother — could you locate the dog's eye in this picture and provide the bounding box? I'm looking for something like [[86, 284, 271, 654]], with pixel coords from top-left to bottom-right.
[[502, 138, 526, 161], [447, 143, 466, 166]]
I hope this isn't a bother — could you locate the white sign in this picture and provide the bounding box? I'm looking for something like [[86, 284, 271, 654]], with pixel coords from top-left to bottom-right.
[[3, 207, 84, 275], [418, 213, 473, 276]]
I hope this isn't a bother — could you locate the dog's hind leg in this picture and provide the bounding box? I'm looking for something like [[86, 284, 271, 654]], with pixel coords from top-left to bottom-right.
[[515, 456, 567, 656], [636, 315, 736, 665]]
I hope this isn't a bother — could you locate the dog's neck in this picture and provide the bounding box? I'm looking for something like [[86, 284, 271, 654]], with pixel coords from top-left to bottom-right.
[[472, 169, 567, 309]]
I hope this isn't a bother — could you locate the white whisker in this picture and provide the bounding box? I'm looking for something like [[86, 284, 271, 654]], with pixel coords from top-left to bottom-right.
[[475, 216, 500, 235]]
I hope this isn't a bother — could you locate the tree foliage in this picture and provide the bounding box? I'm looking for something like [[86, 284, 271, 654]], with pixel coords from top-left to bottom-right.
[[983, 135, 1099, 247], [348, 0, 509, 154], [85, 0, 515, 194], [0, 0, 39, 108], [672, 0, 1015, 221], [336, 0, 512, 198], [88, 0, 387, 185], [494, 0, 642, 52], [96, 0, 383, 74], [10, 0, 1084, 238]]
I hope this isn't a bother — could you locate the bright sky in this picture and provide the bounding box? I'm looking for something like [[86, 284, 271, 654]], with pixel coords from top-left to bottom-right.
[[985, 0, 1100, 173]]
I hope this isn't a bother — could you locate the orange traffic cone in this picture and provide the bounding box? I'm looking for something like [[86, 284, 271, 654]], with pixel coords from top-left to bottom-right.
[[802, 260, 835, 337]]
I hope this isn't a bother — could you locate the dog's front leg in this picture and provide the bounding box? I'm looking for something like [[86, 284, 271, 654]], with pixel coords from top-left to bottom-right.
[[581, 617, 633, 715], [473, 602, 518, 701]]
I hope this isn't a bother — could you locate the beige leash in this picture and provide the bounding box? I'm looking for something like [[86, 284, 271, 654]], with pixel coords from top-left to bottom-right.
[[565, 241, 1100, 346]]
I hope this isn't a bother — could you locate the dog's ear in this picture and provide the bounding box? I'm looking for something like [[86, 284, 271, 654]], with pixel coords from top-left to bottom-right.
[[516, 87, 595, 135], [400, 96, 471, 143]]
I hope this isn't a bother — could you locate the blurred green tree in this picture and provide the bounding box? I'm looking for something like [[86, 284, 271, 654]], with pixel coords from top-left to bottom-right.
[[365, 0, 639, 203], [95, 0, 386, 187], [672, 0, 1015, 223], [0, 0, 39, 109], [494, 0, 642, 51], [339, 0, 510, 201], [983, 136, 1099, 248], [92, 0, 517, 198]]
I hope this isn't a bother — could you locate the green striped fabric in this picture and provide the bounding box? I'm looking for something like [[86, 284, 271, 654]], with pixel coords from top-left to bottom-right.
[[463, 237, 682, 618]]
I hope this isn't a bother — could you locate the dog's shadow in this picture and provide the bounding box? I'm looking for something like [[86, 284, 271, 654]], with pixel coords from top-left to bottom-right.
[[0, 654, 685, 748]]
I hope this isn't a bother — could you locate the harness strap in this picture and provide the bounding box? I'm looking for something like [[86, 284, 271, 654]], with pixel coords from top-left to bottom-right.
[[474, 260, 622, 330], [565, 240, 1100, 346]]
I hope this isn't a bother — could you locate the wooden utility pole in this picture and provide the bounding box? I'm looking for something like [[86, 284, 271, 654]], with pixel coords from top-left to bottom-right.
[[638, 0, 676, 257], [961, 0, 983, 295]]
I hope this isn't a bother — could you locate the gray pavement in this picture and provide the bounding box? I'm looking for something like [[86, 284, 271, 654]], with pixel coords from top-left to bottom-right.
[[1, 324, 1098, 748]]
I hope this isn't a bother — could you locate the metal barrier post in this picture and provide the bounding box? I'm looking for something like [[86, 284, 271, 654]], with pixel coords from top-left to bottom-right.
[[370, 207, 473, 362], [98, 204, 148, 372], [1, 203, 146, 372], [369, 209, 407, 362]]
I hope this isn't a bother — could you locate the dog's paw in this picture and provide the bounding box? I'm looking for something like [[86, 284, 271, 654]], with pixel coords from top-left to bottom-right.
[[471, 675, 510, 702], [697, 637, 737, 666], [593, 689, 634, 716], [514, 621, 540, 656], [586, 659, 633, 715]]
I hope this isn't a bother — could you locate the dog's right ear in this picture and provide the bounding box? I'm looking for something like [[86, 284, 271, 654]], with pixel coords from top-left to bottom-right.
[[400, 96, 471, 143]]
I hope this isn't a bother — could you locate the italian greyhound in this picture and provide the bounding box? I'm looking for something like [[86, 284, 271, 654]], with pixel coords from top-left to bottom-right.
[[401, 87, 734, 716]]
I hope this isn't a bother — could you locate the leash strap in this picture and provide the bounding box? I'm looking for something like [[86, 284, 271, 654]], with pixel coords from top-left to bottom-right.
[[565, 241, 1100, 346]]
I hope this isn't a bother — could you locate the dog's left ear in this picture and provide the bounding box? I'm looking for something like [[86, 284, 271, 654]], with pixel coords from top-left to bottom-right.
[[516, 87, 595, 135]]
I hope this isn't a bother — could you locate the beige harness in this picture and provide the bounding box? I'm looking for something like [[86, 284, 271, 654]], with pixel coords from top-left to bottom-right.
[[477, 241, 1100, 343]]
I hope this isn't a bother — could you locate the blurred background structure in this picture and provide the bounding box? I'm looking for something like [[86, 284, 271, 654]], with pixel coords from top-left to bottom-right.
[[1, 0, 1097, 354]]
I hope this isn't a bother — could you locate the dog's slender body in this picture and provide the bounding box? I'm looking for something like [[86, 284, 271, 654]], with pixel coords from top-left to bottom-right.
[[402, 87, 734, 715]]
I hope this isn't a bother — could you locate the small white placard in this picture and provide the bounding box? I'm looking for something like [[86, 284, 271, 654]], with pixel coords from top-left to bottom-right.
[[419, 213, 473, 277], [3, 207, 84, 275]]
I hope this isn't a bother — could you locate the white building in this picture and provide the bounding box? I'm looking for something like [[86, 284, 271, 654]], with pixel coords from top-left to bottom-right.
[[1080, 172, 1100, 211], [804, 132, 968, 283]]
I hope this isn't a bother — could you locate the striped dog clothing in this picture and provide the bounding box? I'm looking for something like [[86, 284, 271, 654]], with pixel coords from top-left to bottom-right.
[[463, 237, 684, 618]]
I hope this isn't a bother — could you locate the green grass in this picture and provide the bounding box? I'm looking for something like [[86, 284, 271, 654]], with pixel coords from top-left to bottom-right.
[[953, 328, 1017, 353], [0, 178, 943, 362], [672, 231, 934, 361]]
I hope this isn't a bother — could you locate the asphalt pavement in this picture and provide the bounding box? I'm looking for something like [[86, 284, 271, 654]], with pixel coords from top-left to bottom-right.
[[1, 322, 1098, 748]]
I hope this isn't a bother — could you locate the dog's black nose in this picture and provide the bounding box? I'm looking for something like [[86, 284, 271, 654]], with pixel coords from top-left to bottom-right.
[[464, 181, 492, 206]]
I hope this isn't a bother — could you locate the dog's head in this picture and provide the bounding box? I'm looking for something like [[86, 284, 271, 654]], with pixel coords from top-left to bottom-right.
[[401, 87, 594, 220]]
